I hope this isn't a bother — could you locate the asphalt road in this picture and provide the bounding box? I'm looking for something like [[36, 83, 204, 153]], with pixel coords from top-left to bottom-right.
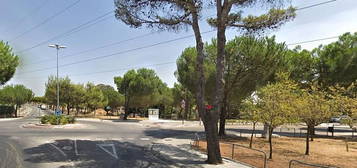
[[0, 105, 178, 168]]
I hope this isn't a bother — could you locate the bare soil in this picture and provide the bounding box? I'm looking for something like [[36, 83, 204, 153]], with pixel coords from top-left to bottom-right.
[[197, 136, 357, 168]]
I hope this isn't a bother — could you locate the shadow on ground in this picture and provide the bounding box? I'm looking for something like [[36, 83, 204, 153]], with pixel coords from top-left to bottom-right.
[[23, 139, 209, 168], [144, 129, 205, 140], [24, 139, 168, 168]]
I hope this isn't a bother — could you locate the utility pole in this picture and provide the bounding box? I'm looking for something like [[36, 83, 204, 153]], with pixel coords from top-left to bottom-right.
[[48, 44, 66, 114]]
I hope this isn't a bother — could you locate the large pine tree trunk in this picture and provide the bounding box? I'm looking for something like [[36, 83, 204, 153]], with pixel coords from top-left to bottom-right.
[[215, 0, 227, 139], [191, 8, 222, 164], [218, 95, 228, 137], [67, 106, 70, 115], [203, 117, 221, 164]]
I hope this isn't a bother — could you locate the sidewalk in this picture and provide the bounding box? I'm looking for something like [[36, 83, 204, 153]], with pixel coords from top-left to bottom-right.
[[151, 137, 252, 168]]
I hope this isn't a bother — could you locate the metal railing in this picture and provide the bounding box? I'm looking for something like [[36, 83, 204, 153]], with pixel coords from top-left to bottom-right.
[[221, 142, 267, 168], [289, 160, 340, 168]]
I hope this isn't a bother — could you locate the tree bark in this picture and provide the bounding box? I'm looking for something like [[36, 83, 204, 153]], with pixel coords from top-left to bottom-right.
[[215, 0, 227, 140], [191, 6, 222, 164], [268, 126, 274, 159], [15, 105, 18, 118], [305, 125, 310, 155], [67, 106, 70, 115], [218, 108, 226, 137], [249, 122, 256, 148], [262, 123, 269, 139], [123, 95, 130, 120], [310, 125, 315, 141]]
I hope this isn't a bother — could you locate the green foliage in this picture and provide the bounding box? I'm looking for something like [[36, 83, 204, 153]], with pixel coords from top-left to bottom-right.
[[0, 84, 34, 106], [32, 96, 46, 104], [44, 76, 72, 107], [256, 73, 299, 128], [285, 47, 317, 84], [176, 36, 290, 115], [41, 115, 75, 125], [96, 84, 124, 110], [114, 68, 167, 118], [296, 84, 336, 127], [314, 32, 357, 87], [0, 41, 19, 85], [85, 83, 107, 110]]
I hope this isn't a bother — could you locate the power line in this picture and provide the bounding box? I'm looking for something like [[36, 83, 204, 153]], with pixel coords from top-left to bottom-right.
[[9, 0, 81, 42], [17, 61, 176, 80], [17, 30, 215, 75], [287, 35, 339, 46], [17, 0, 339, 74], [3, 0, 50, 33], [16, 10, 114, 54], [19, 0, 336, 65], [23, 32, 153, 66], [296, 0, 337, 11]]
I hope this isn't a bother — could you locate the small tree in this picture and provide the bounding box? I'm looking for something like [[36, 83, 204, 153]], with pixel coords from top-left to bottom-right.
[[241, 97, 260, 148], [0, 41, 19, 85], [296, 85, 335, 155], [256, 73, 298, 159]]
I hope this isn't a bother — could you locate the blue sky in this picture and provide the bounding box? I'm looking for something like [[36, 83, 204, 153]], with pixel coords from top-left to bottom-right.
[[1, 0, 357, 96]]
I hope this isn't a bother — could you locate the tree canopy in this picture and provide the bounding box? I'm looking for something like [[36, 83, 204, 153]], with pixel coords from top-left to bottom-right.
[[0, 41, 19, 85], [0, 84, 33, 117]]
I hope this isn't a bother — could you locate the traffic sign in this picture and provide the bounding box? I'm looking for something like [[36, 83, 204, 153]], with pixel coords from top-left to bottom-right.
[[55, 110, 62, 116]]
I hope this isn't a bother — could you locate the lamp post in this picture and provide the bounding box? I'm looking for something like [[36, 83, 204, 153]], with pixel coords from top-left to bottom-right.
[[48, 44, 66, 114]]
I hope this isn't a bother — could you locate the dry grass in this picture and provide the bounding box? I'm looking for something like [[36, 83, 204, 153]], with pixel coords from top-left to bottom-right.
[[197, 137, 357, 168]]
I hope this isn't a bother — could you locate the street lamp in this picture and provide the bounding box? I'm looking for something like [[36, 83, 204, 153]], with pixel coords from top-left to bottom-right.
[[48, 44, 66, 114]]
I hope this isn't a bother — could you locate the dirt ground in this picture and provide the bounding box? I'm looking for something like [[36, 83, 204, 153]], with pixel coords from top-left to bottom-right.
[[197, 136, 357, 168]]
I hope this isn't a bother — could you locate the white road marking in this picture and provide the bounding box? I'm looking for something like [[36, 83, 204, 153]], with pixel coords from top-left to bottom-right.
[[140, 138, 150, 141], [49, 143, 67, 157], [97, 144, 118, 159], [74, 139, 80, 156], [127, 138, 134, 140]]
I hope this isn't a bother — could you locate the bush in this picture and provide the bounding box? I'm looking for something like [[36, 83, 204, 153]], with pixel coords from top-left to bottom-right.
[[41, 115, 76, 125]]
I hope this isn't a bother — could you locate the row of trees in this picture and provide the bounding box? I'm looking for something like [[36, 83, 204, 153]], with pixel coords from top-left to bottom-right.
[[42, 76, 123, 115], [173, 32, 357, 160], [242, 74, 357, 159], [0, 85, 34, 117]]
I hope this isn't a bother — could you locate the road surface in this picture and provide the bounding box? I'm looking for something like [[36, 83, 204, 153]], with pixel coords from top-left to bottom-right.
[[0, 105, 185, 168]]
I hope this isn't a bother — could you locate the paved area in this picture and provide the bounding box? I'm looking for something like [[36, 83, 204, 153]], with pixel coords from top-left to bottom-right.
[[152, 138, 251, 168], [0, 105, 250, 168]]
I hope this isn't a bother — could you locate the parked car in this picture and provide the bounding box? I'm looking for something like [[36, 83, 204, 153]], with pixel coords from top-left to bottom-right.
[[330, 115, 349, 123], [40, 104, 47, 110]]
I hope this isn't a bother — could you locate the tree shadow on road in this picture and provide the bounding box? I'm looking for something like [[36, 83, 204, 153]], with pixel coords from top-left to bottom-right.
[[144, 128, 205, 140], [23, 139, 169, 168]]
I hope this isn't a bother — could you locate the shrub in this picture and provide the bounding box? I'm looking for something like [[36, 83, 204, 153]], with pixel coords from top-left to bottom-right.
[[41, 115, 76, 125]]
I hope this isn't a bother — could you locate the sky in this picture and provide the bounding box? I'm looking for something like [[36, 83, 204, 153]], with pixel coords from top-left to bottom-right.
[[1, 0, 357, 96]]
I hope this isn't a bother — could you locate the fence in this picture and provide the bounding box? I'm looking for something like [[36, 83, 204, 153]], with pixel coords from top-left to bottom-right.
[[230, 126, 357, 139], [221, 142, 268, 168], [289, 160, 340, 168]]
